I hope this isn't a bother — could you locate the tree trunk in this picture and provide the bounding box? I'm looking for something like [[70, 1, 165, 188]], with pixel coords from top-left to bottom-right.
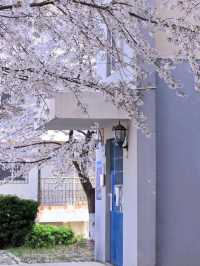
[[73, 161, 95, 241], [86, 187, 95, 241], [80, 180, 95, 241], [86, 187, 95, 213]]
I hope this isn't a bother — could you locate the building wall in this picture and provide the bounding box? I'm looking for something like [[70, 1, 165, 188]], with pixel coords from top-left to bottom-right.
[[37, 206, 89, 238], [0, 167, 38, 201], [123, 120, 138, 266], [156, 63, 200, 266], [95, 94, 156, 266], [54, 92, 128, 120], [122, 90, 157, 266], [38, 165, 90, 239], [95, 143, 107, 262], [155, 0, 199, 58], [137, 91, 156, 266]]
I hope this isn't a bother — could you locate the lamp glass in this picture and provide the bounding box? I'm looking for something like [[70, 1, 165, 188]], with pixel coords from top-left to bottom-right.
[[113, 122, 127, 146]]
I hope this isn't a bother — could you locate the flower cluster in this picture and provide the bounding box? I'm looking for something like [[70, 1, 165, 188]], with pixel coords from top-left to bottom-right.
[[0, 0, 199, 181]]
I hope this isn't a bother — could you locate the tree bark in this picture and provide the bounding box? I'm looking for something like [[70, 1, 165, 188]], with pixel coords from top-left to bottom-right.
[[72, 160, 95, 213], [80, 180, 95, 241], [72, 160, 95, 240], [86, 187, 95, 214]]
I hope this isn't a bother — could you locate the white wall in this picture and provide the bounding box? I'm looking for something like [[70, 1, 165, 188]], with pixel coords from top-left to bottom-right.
[[123, 120, 138, 266], [41, 164, 54, 178], [54, 91, 129, 120], [94, 91, 156, 266], [95, 144, 107, 262], [0, 167, 38, 201]]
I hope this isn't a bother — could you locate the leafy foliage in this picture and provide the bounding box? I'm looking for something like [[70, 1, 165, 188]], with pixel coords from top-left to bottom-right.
[[0, 195, 38, 248], [25, 224, 76, 248]]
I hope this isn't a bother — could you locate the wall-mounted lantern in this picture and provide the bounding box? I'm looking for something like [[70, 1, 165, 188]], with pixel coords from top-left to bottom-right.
[[112, 121, 128, 150]]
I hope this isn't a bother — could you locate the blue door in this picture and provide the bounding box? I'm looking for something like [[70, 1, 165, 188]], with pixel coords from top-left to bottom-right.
[[109, 140, 123, 266]]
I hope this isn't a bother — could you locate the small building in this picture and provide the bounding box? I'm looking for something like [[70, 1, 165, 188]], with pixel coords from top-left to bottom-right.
[[37, 167, 95, 238], [0, 162, 93, 238], [0, 167, 39, 201], [44, 47, 200, 266], [1, 2, 200, 265]]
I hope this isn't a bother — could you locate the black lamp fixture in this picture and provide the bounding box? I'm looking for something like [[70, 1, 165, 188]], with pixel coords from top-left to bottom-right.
[[112, 121, 128, 149]]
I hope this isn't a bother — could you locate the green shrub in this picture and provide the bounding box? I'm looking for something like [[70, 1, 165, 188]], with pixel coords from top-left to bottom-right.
[[25, 224, 76, 248], [0, 195, 38, 248]]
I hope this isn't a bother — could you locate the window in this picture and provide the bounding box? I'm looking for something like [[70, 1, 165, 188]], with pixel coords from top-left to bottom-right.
[[107, 29, 117, 77], [106, 29, 124, 77], [0, 166, 27, 184], [1, 92, 11, 106]]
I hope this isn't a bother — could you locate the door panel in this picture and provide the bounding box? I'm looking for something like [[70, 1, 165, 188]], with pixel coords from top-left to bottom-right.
[[109, 140, 123, 266]]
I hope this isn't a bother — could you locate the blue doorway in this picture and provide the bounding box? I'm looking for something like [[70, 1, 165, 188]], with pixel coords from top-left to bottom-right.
[[108, 139, 123, 266]]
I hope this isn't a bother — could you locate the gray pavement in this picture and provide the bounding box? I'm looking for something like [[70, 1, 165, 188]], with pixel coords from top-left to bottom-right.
[[1, 263, 106, 266], [0, 250, 108, 266], [0, 251, 20, 265]]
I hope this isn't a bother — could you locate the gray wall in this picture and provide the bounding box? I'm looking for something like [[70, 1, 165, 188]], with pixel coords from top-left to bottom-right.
[[137, 90, 156, 266], [156, 63, 200, 266]]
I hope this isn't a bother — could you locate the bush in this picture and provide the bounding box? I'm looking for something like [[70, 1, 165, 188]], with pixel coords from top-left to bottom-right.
[[25, 224, 76, 248], [0, 195, 38, 248]]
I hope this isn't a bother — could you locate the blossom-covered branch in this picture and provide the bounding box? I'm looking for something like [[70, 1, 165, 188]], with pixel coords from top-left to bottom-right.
[[0, 0, 200, 182]]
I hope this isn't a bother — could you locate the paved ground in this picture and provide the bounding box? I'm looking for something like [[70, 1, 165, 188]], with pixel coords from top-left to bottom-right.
[[0, 263, 105, 266], [0, 250, 107, 265], [7, 241, 94, 264], [0, 251, 20, 265]]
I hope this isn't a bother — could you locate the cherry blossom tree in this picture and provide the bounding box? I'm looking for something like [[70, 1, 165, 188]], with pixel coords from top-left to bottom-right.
[[0, 128, 97, 239], [0, 0, 199, 238]]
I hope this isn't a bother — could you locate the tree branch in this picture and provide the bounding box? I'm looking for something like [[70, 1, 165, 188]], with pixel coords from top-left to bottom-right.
[[0, 0, 197, 34], [0, 141, 64, 164], [0, 156, 52, 164], [14, 141, 62, 149], [0, 0, 54, 11]]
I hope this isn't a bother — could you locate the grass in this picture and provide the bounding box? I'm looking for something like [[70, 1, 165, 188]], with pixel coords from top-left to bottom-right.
[[10, 245, 78, 257], [8, 239, 94, 263]]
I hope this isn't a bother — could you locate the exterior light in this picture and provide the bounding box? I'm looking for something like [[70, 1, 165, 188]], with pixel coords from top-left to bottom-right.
[[112, 121, 128, 149]]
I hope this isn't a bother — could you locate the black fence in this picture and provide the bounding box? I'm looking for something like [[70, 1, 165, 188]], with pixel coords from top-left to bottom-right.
[[40, 177, 95, 206]]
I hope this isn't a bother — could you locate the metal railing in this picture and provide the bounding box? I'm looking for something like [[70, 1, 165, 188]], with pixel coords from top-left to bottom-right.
[[39, 177, 95, 206]]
